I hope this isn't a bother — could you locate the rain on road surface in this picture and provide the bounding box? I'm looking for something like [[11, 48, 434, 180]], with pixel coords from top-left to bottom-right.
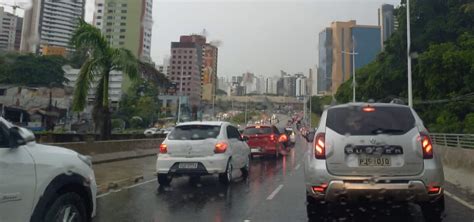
[[93, 118, 474, 222]]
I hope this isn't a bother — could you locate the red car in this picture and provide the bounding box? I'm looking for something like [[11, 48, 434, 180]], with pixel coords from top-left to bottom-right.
[[242, 125, 287, 158]]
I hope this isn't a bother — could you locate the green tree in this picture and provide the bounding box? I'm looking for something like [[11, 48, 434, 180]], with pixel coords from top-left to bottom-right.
[[70, 20, 138, 139], [307, 96, 333, 115]]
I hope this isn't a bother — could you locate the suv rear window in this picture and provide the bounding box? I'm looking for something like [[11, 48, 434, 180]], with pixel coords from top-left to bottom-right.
[[168, 125, 221, 140], [243, 126, 272, 135], [326, 106, 416, 135]]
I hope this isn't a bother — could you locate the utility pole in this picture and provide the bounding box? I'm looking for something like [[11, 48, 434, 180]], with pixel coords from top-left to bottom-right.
[[342, 36, 358, 103], [407, 0, 413, 107], [244, 95, 248, 125]]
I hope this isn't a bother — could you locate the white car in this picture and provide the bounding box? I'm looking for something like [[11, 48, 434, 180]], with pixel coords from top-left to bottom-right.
[[156, 121, 250, 185], [144, 127, 161, 136], [0, 118, 97, 222]]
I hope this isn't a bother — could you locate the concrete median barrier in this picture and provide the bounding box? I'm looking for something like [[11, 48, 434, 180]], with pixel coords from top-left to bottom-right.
[[436, 145, 474, 194], [48, 138, 164, 164]]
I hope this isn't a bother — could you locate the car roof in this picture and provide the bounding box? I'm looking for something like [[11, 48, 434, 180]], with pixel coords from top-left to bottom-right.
[[245, 124, 273, 128], [176, 121, 228, 127], [327, 102, 411, 110]]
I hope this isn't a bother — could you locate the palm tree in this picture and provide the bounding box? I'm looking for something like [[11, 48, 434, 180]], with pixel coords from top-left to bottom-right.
[[70, 19, 138, 139]]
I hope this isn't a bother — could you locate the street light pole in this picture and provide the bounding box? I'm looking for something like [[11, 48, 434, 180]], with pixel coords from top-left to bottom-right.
[[407, 0, 413, 107], [244, 95, 248, 125], [342, 37, 358, 103]]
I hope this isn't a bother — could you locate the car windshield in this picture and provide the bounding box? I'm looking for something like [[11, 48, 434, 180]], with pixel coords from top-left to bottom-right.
[[326, 106, 416, 135], [168, 125, 220, 140], [243, 127, 272, 135]]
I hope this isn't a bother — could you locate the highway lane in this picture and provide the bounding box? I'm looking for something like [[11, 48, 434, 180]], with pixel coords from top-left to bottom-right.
[[93, 128, 474, 222]]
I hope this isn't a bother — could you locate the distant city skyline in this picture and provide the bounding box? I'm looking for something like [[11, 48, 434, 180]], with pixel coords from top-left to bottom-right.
[[2, 0, 400, 78]]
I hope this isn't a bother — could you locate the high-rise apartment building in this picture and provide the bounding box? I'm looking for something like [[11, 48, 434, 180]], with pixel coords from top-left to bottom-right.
[[93, 0, 153, 62], [21, 0, 85, 55], [169, 35, 205, 109], [14, 17, 22, 50], [0, 7, 19, 51], [379, 4, 395, 49], [265, 77, 279, 95], [296, 75, 307, 98], [318, 21, 381, 94], [318, 27, 333, 93], [202, 44, 218, 102]]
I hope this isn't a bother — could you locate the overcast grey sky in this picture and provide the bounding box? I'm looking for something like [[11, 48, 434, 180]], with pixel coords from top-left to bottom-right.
[[5, 0, 400, 78]]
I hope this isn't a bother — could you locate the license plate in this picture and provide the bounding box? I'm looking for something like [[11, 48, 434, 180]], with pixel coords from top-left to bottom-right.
[[359, 157, 391, 166], [251, 148, 261, 153], [178, 162, 198, 169]]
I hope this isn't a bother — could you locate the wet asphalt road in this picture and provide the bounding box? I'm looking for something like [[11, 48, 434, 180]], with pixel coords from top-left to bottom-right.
[[93, 124, 474, 222]]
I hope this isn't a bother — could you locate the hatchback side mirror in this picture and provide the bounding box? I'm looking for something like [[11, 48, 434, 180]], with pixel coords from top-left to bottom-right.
[[9, 127, 26, 148], [241, 136, 249, 142], [305, 130, 316, 143]]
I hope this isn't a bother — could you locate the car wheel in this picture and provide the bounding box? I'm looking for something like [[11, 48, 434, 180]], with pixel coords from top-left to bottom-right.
[[219, 160, 233, 185], [306, 194, 327, 221], [44, 192, 88, 222], [158, 173, 172, 186], [241, 155, 250, 178], [420, 195, 445, 222]]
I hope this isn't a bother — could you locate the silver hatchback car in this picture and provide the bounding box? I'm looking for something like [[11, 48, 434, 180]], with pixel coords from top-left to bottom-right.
[[304, 103, 445, 221]]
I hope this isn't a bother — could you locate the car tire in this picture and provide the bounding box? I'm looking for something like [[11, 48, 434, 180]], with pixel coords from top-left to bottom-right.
[[241, 155, 250, 178], [158, 173, 172, 186], [219, 160, 233, 185], [306, 194, 327, 221], [44, 192, 88, 222], [420, 195, 445, 222]]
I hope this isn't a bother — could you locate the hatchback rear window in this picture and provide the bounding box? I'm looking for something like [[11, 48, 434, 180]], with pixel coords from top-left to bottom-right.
[[243, 127, 272, 135], [168, 125, 221, 140], [326, 106, 416, 135]]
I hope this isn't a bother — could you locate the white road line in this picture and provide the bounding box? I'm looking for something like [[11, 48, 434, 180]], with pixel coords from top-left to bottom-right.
[[294, 164, 301, 170], [445, 191, 474, 210], [125, 178, 157, 189], [97, 178, 157, 199], [266, 184, 284, 200], [244, 220, 251, 222]]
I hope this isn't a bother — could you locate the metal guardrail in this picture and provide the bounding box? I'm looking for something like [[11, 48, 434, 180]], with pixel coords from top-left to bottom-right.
[[430, 133, 474, 149]]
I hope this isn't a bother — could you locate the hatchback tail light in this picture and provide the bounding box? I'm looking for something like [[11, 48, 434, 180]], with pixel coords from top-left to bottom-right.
[[314, 133, 326, 159], [420, 132, 433, 159], [159, 144, 167, 154], [312, 183, 328, 193], [215, 141, 228, 153], [270, 134, 276, 142]]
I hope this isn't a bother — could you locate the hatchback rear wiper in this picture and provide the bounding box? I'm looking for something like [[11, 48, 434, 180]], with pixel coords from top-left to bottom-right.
[[371, 128, 405, 135]]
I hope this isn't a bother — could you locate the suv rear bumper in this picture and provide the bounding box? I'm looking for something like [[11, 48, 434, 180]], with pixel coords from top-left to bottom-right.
[[304, 158, 444, 203], [306, 180, 443, 202], [156, 154, 229, 175]]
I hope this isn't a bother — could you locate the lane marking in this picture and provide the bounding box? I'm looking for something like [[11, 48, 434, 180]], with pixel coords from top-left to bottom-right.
[[244, 220, 251, 222], [294, 164, 301, 170], [97, 178, 157, 199], [125, 178, 157, 189], [445, 191, 474, 210], [266, 184, 284, 200]]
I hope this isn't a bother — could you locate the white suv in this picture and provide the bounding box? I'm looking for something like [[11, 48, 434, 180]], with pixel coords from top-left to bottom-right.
[[304, 103, 444, 221], [0, 118, 97, 222], [156, 121, 250, 185]]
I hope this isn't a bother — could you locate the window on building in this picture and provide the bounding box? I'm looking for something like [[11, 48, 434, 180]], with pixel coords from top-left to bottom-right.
[[172, 61, 175, 64], [172, 56, 176, 59], [183, 66, 187, 69], [98, 9, 102, 13], [120, 22, 126, 26], [119, 42, 124, 45], [107, 16, 113, 19], [189, 66, 192, 69], [188, 72, 192, 75], [183, 61, 187, 64], [0, 89, 6, 96], [97, 16, 102, 19], [121, 16, 126, 20], [119, 35, 125, 39], [122, 3, 127, 7], [108, 10, 114, 13], [96, 22, 101, 26], [178, 56, 181, 58], [106, 22, 113, 25], [171, 72, 175, 75], [106, 29, 112, 32], [121, 10, 127, 13], [173, 50, 176, 53], [177, 61, 181, 64], [120, 29, 125, 32], [188, 77, 192, 80]]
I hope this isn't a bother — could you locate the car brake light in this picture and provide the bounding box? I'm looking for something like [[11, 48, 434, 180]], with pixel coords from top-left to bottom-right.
[[159, 144, 167, 154], [312, 183, 328, 193], [314, 133, 326, 159], [270, 134, 276, 141], [278, 134, 288, 143], [362, 106, 375, 112], [215, 141, 228, 153], [427, 186, 441, 194], [420, 132, 433, 159]]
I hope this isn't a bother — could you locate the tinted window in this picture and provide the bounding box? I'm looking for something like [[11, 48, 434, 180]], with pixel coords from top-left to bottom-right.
[[168, 125, 220, 140], [326, 106, 415, 136], [243, 127, 272, 135], [226, 126, 241, 139]]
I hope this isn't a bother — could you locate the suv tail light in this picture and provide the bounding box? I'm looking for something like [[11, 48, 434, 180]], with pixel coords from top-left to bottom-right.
[[159, 144, 168, 154], [215, 141, 228, 153], [420, 132, 433, 159], [314, 133, 326, 159]]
